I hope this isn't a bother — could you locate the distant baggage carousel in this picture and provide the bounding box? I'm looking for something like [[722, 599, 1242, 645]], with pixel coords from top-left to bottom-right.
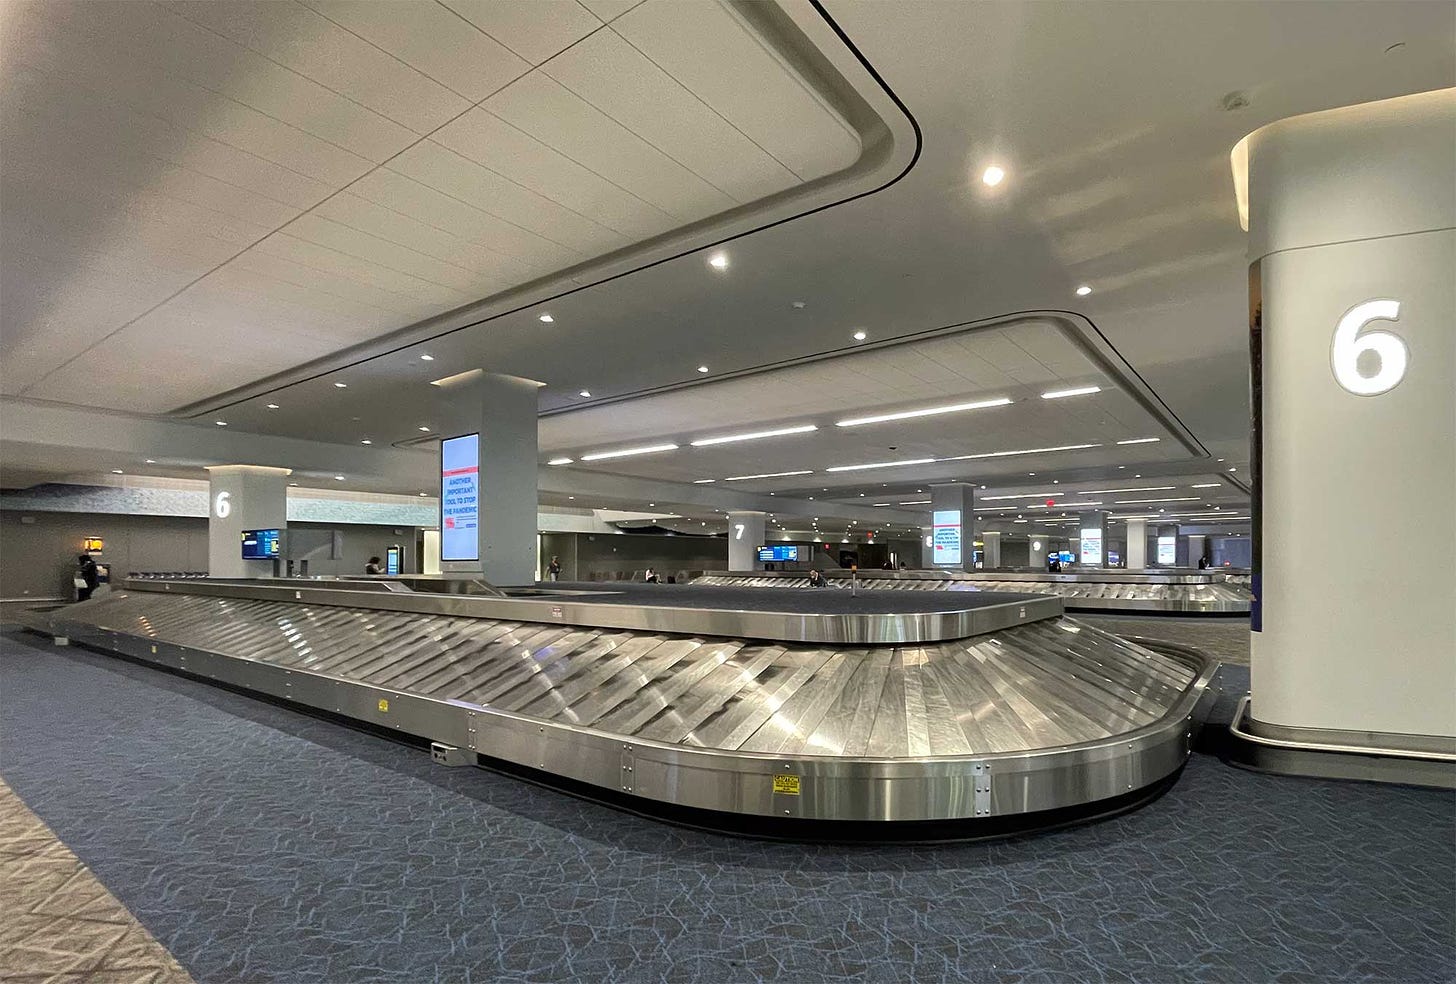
[[26, 576, 1216, 838], [693, 569, 1253, 615]]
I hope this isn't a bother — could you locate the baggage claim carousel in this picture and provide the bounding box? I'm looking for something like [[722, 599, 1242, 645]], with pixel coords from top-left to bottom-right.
[[694, 569, 1254, 615], [26, 576, 1218, 840]]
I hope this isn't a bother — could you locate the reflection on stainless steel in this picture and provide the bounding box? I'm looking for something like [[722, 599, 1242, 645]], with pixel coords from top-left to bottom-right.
[[29, 581, 1216, 825], [118, 577, 1064, 645], [694, 570, 1253, 614]]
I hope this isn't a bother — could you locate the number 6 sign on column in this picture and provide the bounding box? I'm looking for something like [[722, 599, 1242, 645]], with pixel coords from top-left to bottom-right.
[[1331, 299, 1407, 396]]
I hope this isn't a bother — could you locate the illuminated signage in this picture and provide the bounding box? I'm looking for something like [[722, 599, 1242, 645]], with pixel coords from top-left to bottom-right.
[[440, 434, 480, 562], [386, 546, 401, 576], [1079, 527, 1103, 566], [932, 510, 962, 565], [214, 490, 231, 518], [82, 537, 104, 553], [1332, 299, 1406, 396], [757, 545, 800, 562], [240, 528, 281, 560], [1156, 535, 1176, 565]]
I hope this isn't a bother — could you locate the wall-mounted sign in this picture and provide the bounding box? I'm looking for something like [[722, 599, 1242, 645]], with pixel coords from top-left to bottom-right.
[[757, 545, 800, 562], [1079, 527, 1103, 566], [82, 537, 104, 553], [214, 490, 231, 518], [240, 528, 282, 560], [386, 545, 401, 576], [440, 433, 480, 562], [932, 509, 962, 565], [1156, 535, 1177, 565], [1332, 298, 1406, 396]]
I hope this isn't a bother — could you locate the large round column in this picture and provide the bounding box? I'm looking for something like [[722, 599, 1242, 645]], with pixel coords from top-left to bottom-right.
[[1243, 89, 1455, 745]]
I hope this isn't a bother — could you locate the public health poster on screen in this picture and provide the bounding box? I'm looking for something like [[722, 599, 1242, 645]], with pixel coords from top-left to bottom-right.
[[1079, 527, 1103, 566], [932, 510, 962, 565], [440, 433, 480, 562], [1156, 535, 1176, 566]]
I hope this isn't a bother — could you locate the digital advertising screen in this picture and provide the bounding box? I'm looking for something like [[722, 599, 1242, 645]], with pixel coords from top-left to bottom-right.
[[1079, 527, 1104, 565], [440, 433, 480, 562], [757, 545, 800, 562], [240, 528, 281, 560], [1156, 535, 1177, 565], [932, 509, 962, 565], [386, 546, 401, 576]]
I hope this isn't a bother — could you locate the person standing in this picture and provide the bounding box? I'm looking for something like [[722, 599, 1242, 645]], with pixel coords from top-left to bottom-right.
[[365, 556, 384, 574], [76, 554, 99, 602], [547, 556, 562, 581]]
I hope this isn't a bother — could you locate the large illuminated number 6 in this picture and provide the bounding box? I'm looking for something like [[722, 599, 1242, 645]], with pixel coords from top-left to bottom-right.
[[1331, 299, 1406, 396], [214, 490, 231, 518], [733, 523, 745, 540]]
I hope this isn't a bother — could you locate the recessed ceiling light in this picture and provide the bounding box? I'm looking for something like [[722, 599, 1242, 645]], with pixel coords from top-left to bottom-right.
[[420, 353, 434, 361], [360, 439, 371, 445], [334, 475, 345, 481], [547, 457, 573, 466], [1041, 386, 1101, 400], [265, 403, 280, 409], [418, 491, 427, 497], [538, 313, 554, 323], [290, 482, 299, 487], [334, 382, 347, 388], [852, 330, 867, 342], [145, 459, 156, 464], [1075, 285, 1093, 297], [418, 426, 431, 433], [111, 468, 124, 474], [981, 165, 1006, 187], [1229, 466, 1238, 472], [215, 421, 228, 426], [708, 252, 729, 270], [697, 365, 709, 373], [690, 424, 817, 447], [580, 443, 679, 462], [693, 479, 716, 484], [837, 397, 1011, 427]]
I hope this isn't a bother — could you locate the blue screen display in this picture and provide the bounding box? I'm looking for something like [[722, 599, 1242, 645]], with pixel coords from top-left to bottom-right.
[[757, 545, 800, 562], [241, 529, 281, 560]]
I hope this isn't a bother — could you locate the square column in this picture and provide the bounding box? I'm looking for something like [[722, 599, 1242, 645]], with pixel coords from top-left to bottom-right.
[[980, 530, 1001, 570], [929, 483, 974, 572], [206, 465, 290, 578], [1077, 510, 1108, 568], [439, 372, 540, 586], [727, 511, 766, 571], [1125, 518, 1148, 570]]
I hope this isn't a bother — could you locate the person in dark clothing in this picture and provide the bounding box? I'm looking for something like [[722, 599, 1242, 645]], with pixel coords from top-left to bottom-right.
[[76, 554, 99, 601], [548, 556, 562, 581], [1048, 556, 1063, 573], [1198, 556, 1210, 570], [807, 570, 828, 588], [365, 556, 383, 574]]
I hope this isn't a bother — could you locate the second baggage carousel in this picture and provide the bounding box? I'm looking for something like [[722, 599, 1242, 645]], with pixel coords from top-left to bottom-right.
[[30, 576, 1217, 838]]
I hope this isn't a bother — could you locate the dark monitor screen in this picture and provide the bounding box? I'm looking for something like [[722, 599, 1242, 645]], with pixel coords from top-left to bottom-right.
[[757, 545, 800, 562], [241, 529, 281, 560]]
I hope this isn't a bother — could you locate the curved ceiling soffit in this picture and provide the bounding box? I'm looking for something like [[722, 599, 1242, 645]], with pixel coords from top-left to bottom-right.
[[180, 0, 924, 419]]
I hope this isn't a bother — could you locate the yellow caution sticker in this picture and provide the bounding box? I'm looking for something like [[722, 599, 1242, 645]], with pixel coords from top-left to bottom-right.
[[772, 774, 801, 796], [377, 698, 389, 713]]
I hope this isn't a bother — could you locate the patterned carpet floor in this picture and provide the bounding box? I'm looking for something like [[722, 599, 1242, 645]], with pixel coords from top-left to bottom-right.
[[1, 628, 1451, 984]]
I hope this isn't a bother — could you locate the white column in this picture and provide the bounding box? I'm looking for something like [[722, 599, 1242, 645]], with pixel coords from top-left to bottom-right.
[[440, 372, 539, 586], [1125, 518, 1147, 570], [205, 465, 290, 579], [727, 511, 766, 571], [1244, 89, 1456, 740], [980, 530, 1000, 570], [929, 483, 974, 571]]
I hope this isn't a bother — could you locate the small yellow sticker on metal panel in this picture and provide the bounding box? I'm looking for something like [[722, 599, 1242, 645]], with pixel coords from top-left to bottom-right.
[[377, 698, 389, 713], [772, 774, 800, 796]]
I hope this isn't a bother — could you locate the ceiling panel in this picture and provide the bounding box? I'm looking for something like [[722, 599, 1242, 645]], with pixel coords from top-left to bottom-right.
[[540, 28, 799, 203], [577, 0, 644, 24], [441, 0, 603, 65], [302, 0, 530, 102]]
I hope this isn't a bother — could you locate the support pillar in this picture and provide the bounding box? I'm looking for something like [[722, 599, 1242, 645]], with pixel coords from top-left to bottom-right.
[[206, 465, 290, 579], [727, 511, 766, 571], [439, 372, 539, 585], [1077, 510, 1107, 568], [981, 530, 1000, 570], [1244, 90, 1456, 743], [929, 483, 974, 571], [1125, 518, 1147, 570]]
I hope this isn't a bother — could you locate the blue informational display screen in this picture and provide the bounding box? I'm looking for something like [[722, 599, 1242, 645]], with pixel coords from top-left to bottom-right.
[[440, 433, 480, 562], [386, 547, 401, 576], [757, 545, 800, 562], [241, 529, 281, 560], [1058, 551, 1075, 564]]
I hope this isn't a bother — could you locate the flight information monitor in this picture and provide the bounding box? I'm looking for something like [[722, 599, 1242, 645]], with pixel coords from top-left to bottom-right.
[[440, 433, 480, 562], [757, 545, 800, 562], [240, 528, 281, 560]]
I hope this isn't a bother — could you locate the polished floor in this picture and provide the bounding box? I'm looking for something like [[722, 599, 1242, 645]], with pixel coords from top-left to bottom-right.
[[1, 627, 1451, 984]]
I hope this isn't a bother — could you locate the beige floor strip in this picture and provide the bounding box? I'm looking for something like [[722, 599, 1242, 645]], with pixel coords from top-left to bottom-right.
[[0, 779, 194, 984]]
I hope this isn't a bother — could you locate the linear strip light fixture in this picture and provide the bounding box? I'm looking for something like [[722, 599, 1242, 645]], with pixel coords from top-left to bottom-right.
[[690, 424, 817, 447], [1029, 500, 1103, 508], [1041, 385, 1101, 399], [826, 458, 937, 473], [692, 479, 716, 484], [1113, 496, 1200, 504], [1116, 437, 1161, 445], [897, 499, 931, 505], [944, 442, 1101, 462], [580, 443, 679, 461], [1190, 483, 1222, 488], [1074, 485, 1176, 495], [723, 470, 813, 481], [836, 397, 1012, 428], [547, 457, 574, 466]]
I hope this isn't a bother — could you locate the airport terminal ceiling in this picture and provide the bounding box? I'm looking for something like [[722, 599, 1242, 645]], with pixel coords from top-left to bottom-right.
[[2, 0, 1452, 520]]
